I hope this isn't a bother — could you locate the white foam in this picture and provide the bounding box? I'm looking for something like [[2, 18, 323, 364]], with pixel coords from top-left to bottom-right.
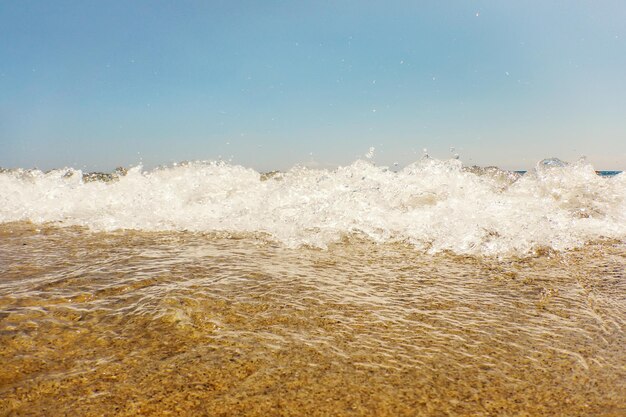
[[1, 158, 624, 255]]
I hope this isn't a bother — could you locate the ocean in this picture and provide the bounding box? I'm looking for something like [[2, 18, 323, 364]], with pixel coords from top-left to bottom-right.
[[1, 158, 625, 416]]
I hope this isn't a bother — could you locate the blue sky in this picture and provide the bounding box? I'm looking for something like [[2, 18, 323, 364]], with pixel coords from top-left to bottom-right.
[[1, 1, 625, 171]]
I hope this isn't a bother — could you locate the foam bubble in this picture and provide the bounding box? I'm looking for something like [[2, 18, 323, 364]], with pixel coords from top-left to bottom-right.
[[1, 158, 624, 255]]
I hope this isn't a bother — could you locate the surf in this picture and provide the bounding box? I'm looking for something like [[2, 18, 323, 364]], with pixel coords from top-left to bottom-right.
[[1, 157, 624, 256]]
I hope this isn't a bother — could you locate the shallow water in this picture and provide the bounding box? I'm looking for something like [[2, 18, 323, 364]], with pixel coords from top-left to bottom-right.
[[1, 222, 625, 416]]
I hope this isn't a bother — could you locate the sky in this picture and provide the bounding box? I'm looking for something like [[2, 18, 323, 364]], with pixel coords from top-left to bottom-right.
[[1, 0, 625, 172]]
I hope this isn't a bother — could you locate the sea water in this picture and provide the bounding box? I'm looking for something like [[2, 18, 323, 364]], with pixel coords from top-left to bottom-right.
[[1, 157, 624, 256], [1, 157, 625, 416]]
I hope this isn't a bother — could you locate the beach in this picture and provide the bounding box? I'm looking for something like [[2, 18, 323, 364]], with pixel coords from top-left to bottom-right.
[[3, 1, 626, 414]]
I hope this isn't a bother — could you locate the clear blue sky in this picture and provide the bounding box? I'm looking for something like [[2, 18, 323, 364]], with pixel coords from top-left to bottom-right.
[[1, 1, 625, 171]]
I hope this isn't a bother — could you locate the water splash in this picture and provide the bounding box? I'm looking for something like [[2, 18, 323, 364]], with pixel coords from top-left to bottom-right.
[[1, 158, 624, 256]]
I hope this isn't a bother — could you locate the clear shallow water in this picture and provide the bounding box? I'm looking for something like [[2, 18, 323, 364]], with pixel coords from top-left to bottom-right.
[[0, 224, 625, 416], [1, 158, 625, 416]]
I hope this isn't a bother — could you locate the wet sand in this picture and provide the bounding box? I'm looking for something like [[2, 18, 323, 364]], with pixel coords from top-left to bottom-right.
[[1, 222, 625, 416]]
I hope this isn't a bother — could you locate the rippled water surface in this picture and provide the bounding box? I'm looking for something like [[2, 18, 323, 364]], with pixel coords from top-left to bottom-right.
[[1, 222, 625, 416]]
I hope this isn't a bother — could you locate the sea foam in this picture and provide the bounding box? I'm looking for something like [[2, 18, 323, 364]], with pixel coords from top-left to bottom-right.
[[1, 158, 624, 255]]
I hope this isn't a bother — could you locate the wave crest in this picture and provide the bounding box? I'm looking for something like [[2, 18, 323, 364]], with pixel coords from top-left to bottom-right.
[[1, 158, 624, 255]]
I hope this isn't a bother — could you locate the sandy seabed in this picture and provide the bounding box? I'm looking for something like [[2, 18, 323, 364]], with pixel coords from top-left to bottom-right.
[[1, 223, 625, 416]]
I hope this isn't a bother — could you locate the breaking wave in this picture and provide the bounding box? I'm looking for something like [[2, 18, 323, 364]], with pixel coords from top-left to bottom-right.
[[1, 157, 624, 255]]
